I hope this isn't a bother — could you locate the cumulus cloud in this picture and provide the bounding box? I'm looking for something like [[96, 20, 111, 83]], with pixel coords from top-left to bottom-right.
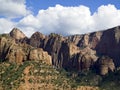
[[37, 5, 94, 35], [17, 4, 120, 36], [0, 0, 30, 18], [18, 4, 94, 35], [0, 18, 15, 33], [18, 14, 39, 28], [93, 4, 120, 30], [0, 4, 120, 37]]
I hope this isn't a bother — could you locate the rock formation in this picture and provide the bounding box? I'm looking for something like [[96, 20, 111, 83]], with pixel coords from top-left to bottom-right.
[[29, 32, 45, 48], [96, 56, 115, 75], [9, 28, 26, 40], [0, 36, 52, 65], [67, 26, 120, 67], [29, 48, 52, 65], [1, 26, 120, 75]]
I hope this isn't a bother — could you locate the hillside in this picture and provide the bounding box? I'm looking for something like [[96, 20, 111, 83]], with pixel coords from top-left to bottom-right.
[[1, 60, 120, 90], [0, 60, 99, 90], [0, 26, 120, 90]]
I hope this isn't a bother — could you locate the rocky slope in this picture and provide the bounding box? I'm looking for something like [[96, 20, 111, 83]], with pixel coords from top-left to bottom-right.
[[67, 26, 120, 67], [0, 26, 120, 90], [0, 34, 52, 65], [0, 60, 99, 90], [1, 26, 120, 76], [27, 33, 99, 72], [26, 26, 120, 75]]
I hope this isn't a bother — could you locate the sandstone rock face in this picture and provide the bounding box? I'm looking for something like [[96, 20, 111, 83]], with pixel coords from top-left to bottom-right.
[[27, 26, 120, 74], [2, 26, 119, 75], [0, 37, 16, 60], [66, 35, 83, 45], [95, 26, 120, 66], [79, 34, 90, 47], [69, 43, 80, 56], [42, 34, 64, 67], [29, 48, 52, 65], [9, 28, 29, 44], [6, 46, 24, 63], [0, 37, 52, 65], [88, 32, 103, 49], [9, 28, 26, 40], [67, 26, 120, 67], [37, 34, 98, 71], [96, 56, 115, 75], [29, 32, 45, 48], [70, 47, 98, 71]]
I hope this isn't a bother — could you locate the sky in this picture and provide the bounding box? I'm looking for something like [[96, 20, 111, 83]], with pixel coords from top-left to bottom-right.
[[0, 0, 120, 37]]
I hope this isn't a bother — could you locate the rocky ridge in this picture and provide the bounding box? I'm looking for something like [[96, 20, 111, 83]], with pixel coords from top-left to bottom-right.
[[1, 26, 120, 75], [26, 27, 120, 75], [0, 35, 52, 65]]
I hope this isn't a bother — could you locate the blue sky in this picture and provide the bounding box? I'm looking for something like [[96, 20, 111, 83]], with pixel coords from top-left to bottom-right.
[[26, 0, 120, 15], [0, 0, 120, 36]]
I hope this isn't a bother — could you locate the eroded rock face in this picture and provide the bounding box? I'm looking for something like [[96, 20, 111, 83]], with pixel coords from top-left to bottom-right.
[[0, 37, 15, 60], [80, 47, 98, 69], [2, 26, 120, 75], [9, 28, 26, 40], [27, 27, 119, 74], [96, 56, 115, 75], [41, 34, 64, 67], [66, 35, 83, 45], [67, 26, 120, 67], [29, 48, 52, 65], [9, 28, 29, 44], [70, 47, 98, 71], [6, 46, 25, 63], [0, 37, 52, 65], [95, 26, 120, 66], [29, 32, 45, 48], [69, 43, 80, 56]]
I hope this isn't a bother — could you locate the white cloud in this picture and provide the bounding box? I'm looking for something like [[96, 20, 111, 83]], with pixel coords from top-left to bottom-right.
[[18, 27, 36, 37], [0, 18, 15, 34], [18, 14, 39, 28], [18, 4, 94, 35], [18, 4, 120, 36], [0, 4, 120, 37], [0, 0, 30, 18], [93, 4, 120, 30]]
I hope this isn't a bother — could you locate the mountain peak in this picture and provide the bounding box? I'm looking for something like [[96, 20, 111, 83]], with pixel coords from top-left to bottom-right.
[[31, 31, 45, 39], [9, 28, 26, 40]]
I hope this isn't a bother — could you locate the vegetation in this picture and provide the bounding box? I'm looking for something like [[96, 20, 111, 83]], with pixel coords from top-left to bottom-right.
[[0, 60, 120, 90], [99, 70, 120, 90], [0, 62, 30, 89], [0, 34, 9, 38]]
